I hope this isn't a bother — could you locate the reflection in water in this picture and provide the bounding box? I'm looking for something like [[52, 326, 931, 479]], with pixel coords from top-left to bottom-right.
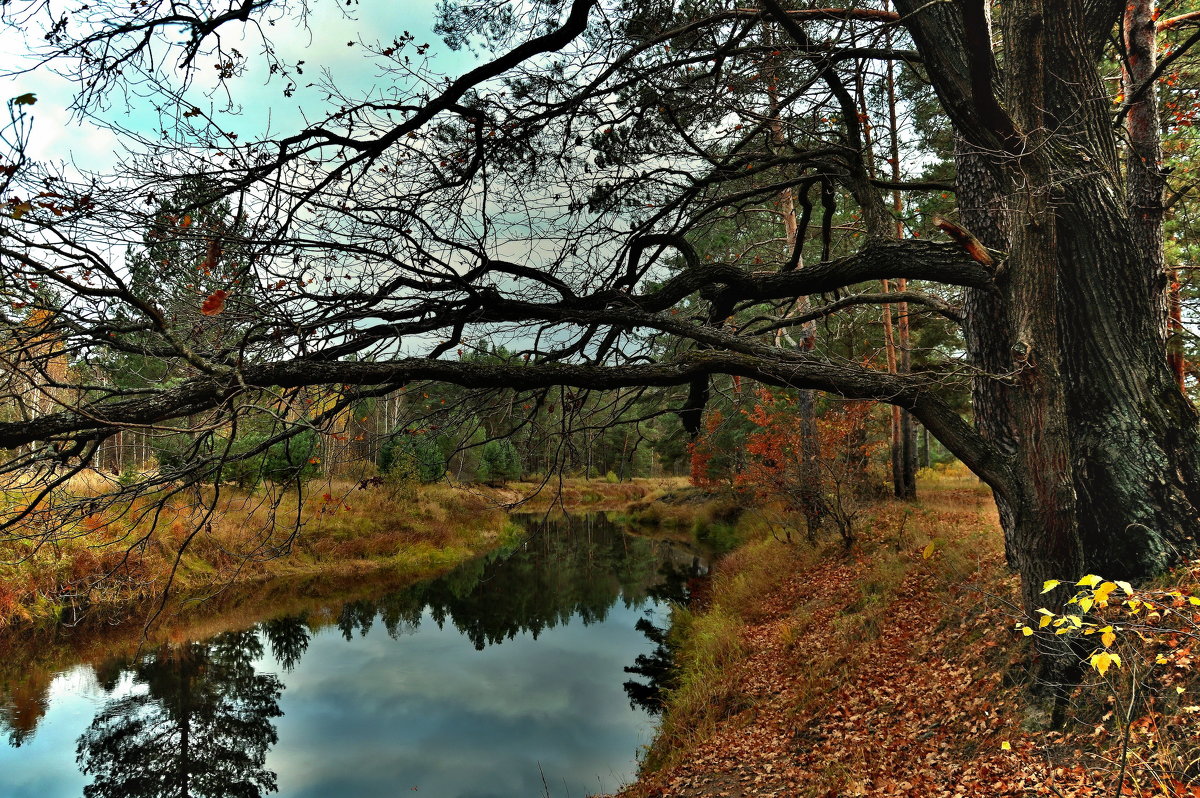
[[261, 617, 312, 672], [323, 513, 683, 650], [76, 630, 283, 798], [0, 513, 705, 797], [622, 556, 709, 715]]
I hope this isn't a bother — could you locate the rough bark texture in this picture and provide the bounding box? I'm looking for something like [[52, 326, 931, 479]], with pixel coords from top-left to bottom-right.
[[898, 0, 1200, 625], [955, 136, 1019, 563]]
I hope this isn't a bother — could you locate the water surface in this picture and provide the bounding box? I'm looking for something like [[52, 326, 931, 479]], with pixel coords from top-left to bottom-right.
[[0, 514, 704, 797]]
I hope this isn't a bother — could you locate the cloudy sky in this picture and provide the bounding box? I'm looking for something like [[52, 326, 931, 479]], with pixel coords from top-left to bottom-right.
[[1, 0, 480, 170]]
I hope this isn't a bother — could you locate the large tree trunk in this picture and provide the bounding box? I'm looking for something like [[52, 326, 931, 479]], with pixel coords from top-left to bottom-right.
[[919, 1, 1200, 706], [928, 0, 1200, 616], [955, 137, 1020, 565], [1009, 3, 1200, 591]]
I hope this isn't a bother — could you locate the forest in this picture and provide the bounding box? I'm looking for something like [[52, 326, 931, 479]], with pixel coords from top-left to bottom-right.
[[5, 0, 1200, 795]]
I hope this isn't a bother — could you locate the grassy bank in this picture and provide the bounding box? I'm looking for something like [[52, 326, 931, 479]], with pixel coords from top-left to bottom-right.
[[614, 467, 1200, 797], [0, 475, 683, 629], [631, 467, 1002, 777]]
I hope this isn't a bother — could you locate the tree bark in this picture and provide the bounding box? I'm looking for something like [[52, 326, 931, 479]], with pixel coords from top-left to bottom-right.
[[901, 0, 1200, 622], [766, 19, 824, 535], [885, 23, 918, 500], [1124, 0, 1168, 345]]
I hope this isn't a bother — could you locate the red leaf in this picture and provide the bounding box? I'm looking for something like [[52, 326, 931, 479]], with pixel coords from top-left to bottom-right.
[[200, 290, 228, 316]]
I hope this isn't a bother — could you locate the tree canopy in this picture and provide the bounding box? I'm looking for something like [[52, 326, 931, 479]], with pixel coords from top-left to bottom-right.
[[2, 0, 1200, 649]]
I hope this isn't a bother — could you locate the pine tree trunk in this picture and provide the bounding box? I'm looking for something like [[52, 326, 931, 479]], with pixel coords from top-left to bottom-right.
[[765, 19, 824, 534], [885, 35, 918, 501], [1124, 0, 1168, 344]]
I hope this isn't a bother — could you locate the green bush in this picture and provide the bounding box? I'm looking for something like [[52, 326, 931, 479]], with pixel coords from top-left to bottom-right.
[[151, 424, 320, 487], [261, 429, 320, 483], [379, 431, 446, 482], [150, 432, 196, 474], [694, 520, 742, 555], [476, 438, 522, 484], [218, 429, 320, 488]]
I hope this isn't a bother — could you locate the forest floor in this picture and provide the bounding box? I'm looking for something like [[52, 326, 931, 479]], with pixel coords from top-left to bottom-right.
[[610, 467, 1200, 798]]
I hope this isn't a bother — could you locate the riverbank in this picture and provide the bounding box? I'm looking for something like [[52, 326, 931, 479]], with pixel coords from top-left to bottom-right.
[[613, 467, 1200, 798], [0, 509, 698, 794], [0, 475, 687, 629]]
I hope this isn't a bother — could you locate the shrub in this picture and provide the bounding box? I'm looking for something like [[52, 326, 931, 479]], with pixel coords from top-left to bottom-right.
[[261, 429, 321, 483], [476, 438, 521, 484], [379, 431, 446, 482], [150, 432, 196, 474]]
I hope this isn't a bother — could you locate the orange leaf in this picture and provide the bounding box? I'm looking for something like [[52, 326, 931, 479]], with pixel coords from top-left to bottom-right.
[[200, 289, 228, 316]]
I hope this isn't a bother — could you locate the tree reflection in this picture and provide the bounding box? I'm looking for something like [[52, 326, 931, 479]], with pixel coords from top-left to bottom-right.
[[320, 513, 687, 651], [622, 556, 709, 714], [76, 629, 282, 798], [261, 616, 311, 672], [24, 510, 700, 792], [0, 668, 52, 747]]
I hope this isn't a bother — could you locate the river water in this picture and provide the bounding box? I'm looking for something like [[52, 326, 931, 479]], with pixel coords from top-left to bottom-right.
[[0, 514, 705, 798]]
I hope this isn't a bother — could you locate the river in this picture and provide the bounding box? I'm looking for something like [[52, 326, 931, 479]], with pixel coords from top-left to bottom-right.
[[0, 513, 705, 798]]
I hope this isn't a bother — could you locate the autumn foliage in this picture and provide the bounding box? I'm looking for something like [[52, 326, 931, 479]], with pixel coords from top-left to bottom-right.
[[690, 387, 885, 544], [199, 289, 229, 316]]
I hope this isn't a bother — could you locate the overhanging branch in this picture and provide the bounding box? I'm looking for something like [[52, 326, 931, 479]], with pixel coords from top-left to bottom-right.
[[0, 349, 1011, 494]]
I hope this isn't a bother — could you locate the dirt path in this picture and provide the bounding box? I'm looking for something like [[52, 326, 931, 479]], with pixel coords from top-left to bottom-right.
[[612, 483, 1047, 798]]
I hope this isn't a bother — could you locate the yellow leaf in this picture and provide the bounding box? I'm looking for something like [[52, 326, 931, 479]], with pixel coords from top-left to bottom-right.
[[1110, 653, 1122, 669], [1036, 608, 1054, 615], [1022, 626, 1033, 637], [1041, 580, 1061, 593], [1116, 580, 1133, 595], [1101, 626, 1116, 648], [1078, 596, 1094, 613], [1001, 741, 1011, 751], [1177, 686, 1185, 694], [1039, 615, 1052, 628], [1157, 655, 1170, 664], [1189, 597, 1200, 606], [1090, 652, 1113, 676], [922, 542, 935, 560], [1095, 582, 1118, 603], [1077, 574, 1103, 588], [1067, 615, 1083, 628]]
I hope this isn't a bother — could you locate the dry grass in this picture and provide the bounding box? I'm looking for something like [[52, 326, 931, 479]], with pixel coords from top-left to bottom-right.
[[642, 531, 813, 771], [509, 476, 689, 513], [0, 474, 662, 628], [631, 463, 1009, 782]]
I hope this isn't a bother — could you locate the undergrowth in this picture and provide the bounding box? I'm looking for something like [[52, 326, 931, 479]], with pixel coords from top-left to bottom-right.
[[623, 465, 1200, 797]]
